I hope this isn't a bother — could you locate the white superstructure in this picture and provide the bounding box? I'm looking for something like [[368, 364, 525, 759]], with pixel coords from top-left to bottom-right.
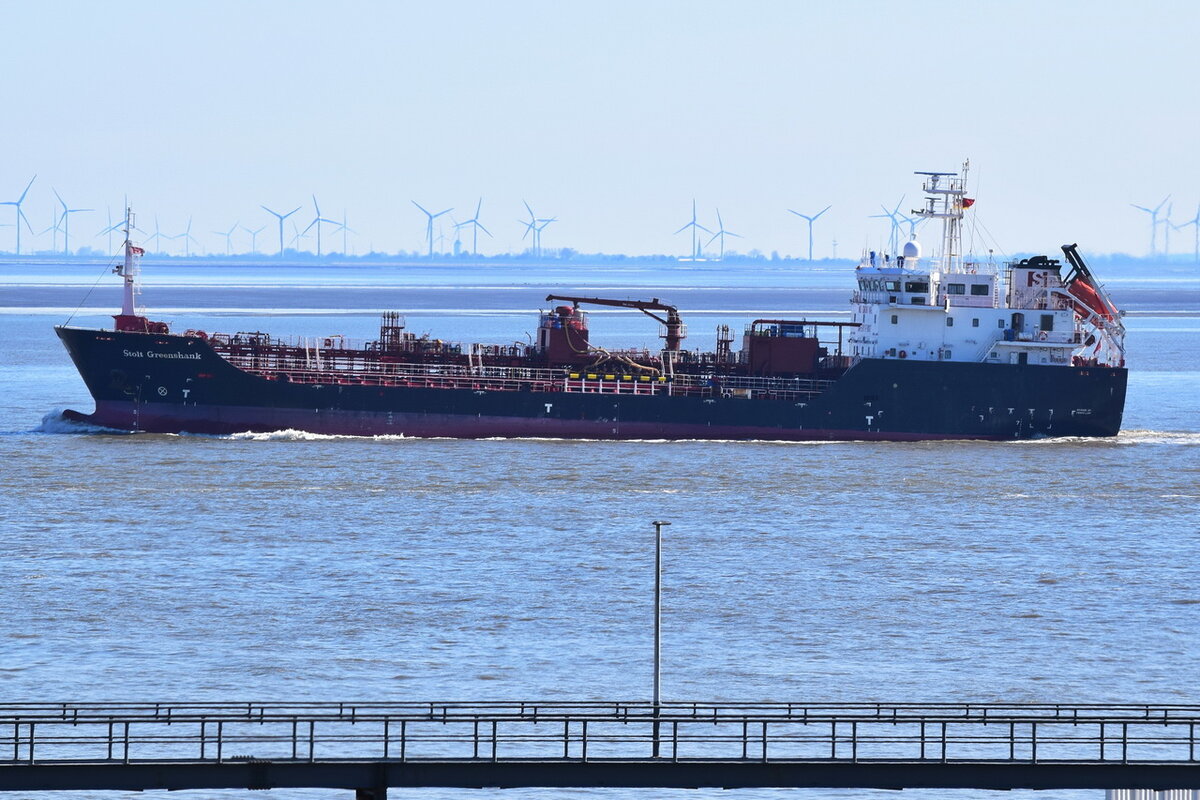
[[849, 163, 1125, 369]]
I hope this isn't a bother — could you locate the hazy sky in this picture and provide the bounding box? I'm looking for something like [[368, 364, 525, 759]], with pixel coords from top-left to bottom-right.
[[3, 0, 1198, 258]]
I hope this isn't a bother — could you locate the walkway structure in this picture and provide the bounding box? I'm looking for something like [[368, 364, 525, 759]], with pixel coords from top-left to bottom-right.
[[3, 702, 1199, 796]]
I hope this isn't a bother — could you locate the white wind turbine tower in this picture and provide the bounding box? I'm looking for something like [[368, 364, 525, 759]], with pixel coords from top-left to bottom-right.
[[261, 204, 301, 257], [1131, 196, 1170, 257], [241, 224, 267, 254], [0, 175, 35, 255], [303, 195, 339, 257], [412, 200, 453, 257], [705, 208, 742, 260], [53, 189, 92, 255], [673, 200, 711, 260], [787, 205, 832, 261]]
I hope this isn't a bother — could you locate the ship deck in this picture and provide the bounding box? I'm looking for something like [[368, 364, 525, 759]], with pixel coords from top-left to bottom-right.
[[210, 343, 837, 402]]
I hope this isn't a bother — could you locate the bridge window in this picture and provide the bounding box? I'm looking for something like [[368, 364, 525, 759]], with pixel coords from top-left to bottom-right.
[[891, 315, 898, 324], [998, 319, 1005, 328], [904, 281, 929, 293], [946, 283, 965, 295], [971, 284, 990, 296], [972, 318, 980, 327], [1041, 314, 1054, 332], [946, 317, 954, 327], [885, 281, 900, 291]]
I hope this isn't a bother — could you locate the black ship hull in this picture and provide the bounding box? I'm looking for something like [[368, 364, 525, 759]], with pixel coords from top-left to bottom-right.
[[56, 327, 1127, 441]]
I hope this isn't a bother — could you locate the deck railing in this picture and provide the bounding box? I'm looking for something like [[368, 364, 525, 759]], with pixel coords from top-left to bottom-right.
[[209, 350, 836, 401]]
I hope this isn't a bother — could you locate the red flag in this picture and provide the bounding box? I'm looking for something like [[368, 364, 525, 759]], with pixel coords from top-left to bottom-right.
[[961, 197, 976, 208], [131, 246, 145, 255]]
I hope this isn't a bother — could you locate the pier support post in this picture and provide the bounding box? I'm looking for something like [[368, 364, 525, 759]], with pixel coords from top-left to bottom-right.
[[652, 520, 670, 758]]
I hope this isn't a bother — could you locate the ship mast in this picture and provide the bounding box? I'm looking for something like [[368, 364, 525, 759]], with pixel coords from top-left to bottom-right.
[[116, 206, 141, 317], [913, 160, 970, 273]]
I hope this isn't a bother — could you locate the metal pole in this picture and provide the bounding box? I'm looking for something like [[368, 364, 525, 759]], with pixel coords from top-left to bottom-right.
[[652, 520, 670, 758]]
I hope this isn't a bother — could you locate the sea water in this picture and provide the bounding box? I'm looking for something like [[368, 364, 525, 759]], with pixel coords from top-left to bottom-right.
[[2, 260, 1199, 800]]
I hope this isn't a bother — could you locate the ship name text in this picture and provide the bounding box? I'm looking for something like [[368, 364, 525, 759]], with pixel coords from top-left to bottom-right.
[[123, 349, 202, 360]]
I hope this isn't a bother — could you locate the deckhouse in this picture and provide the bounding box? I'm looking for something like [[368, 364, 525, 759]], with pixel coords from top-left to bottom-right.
[[849, 163, 1124, 369]]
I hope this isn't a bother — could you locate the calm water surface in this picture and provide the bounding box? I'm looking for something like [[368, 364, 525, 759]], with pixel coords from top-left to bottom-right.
[[2, 261, 1198, 800]]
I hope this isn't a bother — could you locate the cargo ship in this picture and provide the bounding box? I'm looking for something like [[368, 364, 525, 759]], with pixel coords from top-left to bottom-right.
[[56, 166, 1127, 440]]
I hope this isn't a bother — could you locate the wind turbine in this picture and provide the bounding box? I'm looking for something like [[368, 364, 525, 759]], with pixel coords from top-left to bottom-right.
[[897, 211, 929, 239], [174, 217, 199, 257], [519, 204, 538, 256], [0, 174, 35, 255], [456, 197, 491, 255], [53, 189, 93, 255], [448, 214, 462, 255], [434, 221, 448, 255], [705, 208, 742, 260], [145, 216, 168, 253], [519, 201, 556, 258], [412, 200, 452, 257], [41, 207, 62, 252], [261, 204, 301, 257], [1131, 196, 1170, 257], [674, 199, 711, 260], [534, 217, 556, 256], [788, 205, 832, 261], [867, 198, 904, 255], [96, 207, 126, 253], [288, 220, 306, 250], [241, 223, 267, 254], [1162, 202, 1174, 259], [302, 195, 339, 257], [1173, 203, 1200, 263], [332, 210, 356, 255], [212, 221, 239, 255]]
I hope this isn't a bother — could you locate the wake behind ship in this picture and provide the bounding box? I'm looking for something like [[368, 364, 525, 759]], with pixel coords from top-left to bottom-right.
[[56, 166, 1127, 441]]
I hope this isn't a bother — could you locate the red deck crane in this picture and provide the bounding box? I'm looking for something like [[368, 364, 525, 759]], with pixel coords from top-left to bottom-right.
[[545, 294, 687, 352]]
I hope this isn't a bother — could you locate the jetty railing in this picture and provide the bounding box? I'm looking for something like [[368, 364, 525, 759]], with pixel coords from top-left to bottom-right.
[[4, 702, 1200, 766]]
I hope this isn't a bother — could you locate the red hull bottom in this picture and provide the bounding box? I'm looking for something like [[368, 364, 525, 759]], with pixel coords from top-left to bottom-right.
[[66, 401, 1009, 443]]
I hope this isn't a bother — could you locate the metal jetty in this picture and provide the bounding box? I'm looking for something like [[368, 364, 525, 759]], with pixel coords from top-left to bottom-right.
[[3, 702, 1200, 796]]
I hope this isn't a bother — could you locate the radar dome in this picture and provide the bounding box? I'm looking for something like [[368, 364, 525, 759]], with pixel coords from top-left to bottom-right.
[[902, 239, 922, 259]]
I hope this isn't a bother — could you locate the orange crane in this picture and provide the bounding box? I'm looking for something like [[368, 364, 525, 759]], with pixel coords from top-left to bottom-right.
[[545, 294, 687, 352]]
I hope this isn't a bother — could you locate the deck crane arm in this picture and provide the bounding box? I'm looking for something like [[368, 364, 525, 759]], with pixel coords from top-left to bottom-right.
[[545, 294, 687, 352]]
